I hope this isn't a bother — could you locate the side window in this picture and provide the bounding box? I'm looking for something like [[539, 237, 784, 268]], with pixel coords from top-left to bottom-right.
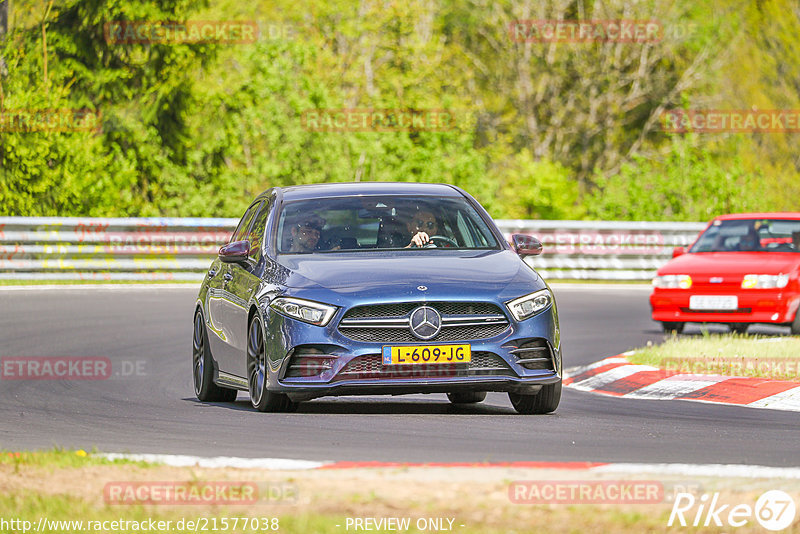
[[247, 198, 272, 260], [230, 202, 261, 243]]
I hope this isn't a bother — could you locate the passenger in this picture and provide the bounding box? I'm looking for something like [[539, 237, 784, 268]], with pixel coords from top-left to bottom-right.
[[289, 214, 324, 253]]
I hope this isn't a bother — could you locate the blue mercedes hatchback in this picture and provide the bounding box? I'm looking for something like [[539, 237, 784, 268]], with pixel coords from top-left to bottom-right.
[[193, 182, 562, 414]]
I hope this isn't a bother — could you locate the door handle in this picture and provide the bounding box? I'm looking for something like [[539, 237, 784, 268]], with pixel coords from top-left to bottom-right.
[[223, 273, 233, 282]]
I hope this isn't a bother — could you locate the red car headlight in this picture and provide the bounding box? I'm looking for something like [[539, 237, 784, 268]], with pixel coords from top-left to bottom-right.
[[741, 274, 790, 289], [653, 275, 692, 289]]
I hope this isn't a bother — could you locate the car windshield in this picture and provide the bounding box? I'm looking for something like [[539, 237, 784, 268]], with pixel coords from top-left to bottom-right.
[[276, 195, 500, 253], [690, 218, 800, 253]]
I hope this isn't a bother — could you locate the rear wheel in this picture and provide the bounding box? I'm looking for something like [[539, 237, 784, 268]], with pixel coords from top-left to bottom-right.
[[508, 382, 561, 415], [447, 391, 487, 404], [193, 310, 237, 402], [247, 315, 295, 412], [729, 323, 750, 334], [661, 322, 685, 334]]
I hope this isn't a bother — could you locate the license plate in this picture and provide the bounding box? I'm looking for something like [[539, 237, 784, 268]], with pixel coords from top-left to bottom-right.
[[689, 295, 738, 310], [382, 344, 471, 365]]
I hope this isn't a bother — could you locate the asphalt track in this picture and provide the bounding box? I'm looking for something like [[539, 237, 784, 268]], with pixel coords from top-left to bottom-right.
[[0, 285, 798, 466]]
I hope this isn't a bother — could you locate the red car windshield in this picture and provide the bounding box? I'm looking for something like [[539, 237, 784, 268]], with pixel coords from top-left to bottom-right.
[[690, 218, 800, 253]]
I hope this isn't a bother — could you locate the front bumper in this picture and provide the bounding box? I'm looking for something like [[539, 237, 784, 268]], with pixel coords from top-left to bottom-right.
[[650, 287, 800, 324], [262, 304, 562, 401]]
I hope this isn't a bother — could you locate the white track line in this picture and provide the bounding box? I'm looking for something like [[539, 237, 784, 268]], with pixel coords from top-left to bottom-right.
[[99, 453, 800, 478], [564, 357, 629, 378], [101, 453, 328, 470], [568, 364, 659, 391], [594, 463, 800, 479], [748, 386, 800, 411], [623, 375, 731, 400]]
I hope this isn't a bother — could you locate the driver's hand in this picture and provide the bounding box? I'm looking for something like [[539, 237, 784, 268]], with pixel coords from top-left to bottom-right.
[[409, 231, 430, 247]]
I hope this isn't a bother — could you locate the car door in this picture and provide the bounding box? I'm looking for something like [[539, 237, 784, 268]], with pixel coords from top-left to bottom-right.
[[217, 198, 272, 378], [207, 201, 261, 369]]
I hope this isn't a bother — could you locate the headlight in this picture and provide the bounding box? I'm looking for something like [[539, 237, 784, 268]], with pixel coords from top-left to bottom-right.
[[741, 274, 789, 289], [506, 289, 552, 321], [652, 275, 693, 289], [269, 297, 338, 326]]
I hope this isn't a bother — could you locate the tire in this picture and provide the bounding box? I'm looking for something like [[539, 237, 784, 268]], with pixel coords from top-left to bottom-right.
[[661, 322, 685, 334], [193, 310, 238, 403], [247, 314, 295, 412], [791, 309, 800, 336], [729, 323, 749, 334], [508, 381, 561, 415], [447, 391, 487, 404]]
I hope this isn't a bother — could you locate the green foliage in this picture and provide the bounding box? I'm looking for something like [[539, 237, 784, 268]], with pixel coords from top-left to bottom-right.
[[490, 149, 584, 220], [1, 0, 798, 220], [587, 136, 757, 221]]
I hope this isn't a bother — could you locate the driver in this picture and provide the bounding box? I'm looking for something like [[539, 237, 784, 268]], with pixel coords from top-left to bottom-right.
[[289, 214, 325, 253], [738, 223, 761, 251], [405, 209, 439, 248]]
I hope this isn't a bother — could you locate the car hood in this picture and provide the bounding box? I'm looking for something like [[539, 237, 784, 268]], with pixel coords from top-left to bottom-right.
[[276, 249, 543, 303], [659, 252, 800, 276]]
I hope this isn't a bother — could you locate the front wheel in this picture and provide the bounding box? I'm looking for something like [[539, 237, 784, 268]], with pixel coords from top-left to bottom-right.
[[729, 323, 750, 334], [661, 321, 685, 334], [193, 310, 237, 402], [508, 382, 561, 415], [247, 315, 295, 412], [791, 310, 800, 336]]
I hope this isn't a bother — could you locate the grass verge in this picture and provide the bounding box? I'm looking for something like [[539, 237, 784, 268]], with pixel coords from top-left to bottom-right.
[[0, 449, 151, 470], [627, 334, 800, 380], [5, 454, 785, 533]]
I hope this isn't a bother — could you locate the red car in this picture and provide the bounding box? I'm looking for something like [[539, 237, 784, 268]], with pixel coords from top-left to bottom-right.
[[650, 213, 800, 334]]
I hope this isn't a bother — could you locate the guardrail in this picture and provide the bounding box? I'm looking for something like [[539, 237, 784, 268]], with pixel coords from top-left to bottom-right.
[[0, 217, 706, 281]]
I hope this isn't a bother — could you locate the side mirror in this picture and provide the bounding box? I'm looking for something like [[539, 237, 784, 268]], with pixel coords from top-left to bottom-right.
[[511, 234, 543, 257], [219, 240, 251, 264], [672, 246, 686, 258]]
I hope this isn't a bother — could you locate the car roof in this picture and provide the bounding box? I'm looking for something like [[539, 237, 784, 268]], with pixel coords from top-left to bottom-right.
[[714, 212, 800, 221], [274, 182, 463, 201]]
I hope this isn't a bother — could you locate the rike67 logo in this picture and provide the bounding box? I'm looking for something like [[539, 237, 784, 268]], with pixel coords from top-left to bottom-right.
[[669, 490, 796, 531]]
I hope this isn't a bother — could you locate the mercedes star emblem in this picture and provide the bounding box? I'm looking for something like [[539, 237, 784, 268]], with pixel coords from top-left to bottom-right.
[[409, 306, 441, 340]]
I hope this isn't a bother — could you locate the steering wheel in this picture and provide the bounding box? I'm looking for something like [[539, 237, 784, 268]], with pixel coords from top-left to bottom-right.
[[426, 235, 458, 248]]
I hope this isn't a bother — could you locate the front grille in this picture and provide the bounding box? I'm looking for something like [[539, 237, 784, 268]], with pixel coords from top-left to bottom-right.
[[340, 323, 509, 343], [345, 302, 502, 318], [338, 302, 510, 342], [334, 352, 512, 380]]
